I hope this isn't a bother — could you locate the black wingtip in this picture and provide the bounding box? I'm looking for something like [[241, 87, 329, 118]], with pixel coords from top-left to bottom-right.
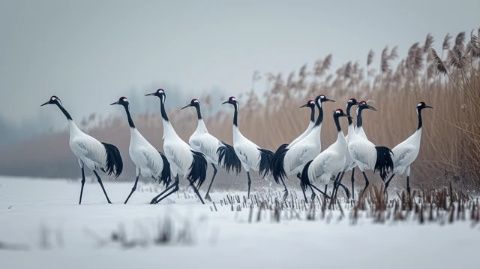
[[217, 142, 242, 174], [375, 146, 394, 181], [270, 144, 289, 184], [188, 150, 207, 187], [101, 142, 123, 178], [159, 152, 172, 186], [259, 148, 274, 178], [300, 160, 313, 190]]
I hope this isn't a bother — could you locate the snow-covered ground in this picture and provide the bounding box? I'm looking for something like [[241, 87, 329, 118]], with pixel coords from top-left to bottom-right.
[[0, 176, 479, 269]]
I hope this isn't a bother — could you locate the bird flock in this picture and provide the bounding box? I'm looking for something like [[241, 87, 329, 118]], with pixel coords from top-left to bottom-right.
[[41, 89, 432, 205]]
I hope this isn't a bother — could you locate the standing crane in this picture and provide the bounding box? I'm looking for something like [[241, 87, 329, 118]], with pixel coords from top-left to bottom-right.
[[301, 109, 349, 199], [385, 102, 432, 195], [222, 96, 275, 198], [146, 89, 208, 204], [270, 95, 335, 199], [41, 95, 123, 204], [110, 96, 171, 204], [348, 101, 394, 194], [181, 98, 241, 201]]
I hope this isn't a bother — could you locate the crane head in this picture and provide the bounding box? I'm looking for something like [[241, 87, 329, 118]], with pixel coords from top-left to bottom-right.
[[145, 89, 166, 102], [181, 98, 200, 110], [41, 95, 61, 107], [222, 96, 238, 106], [334, 108, 348, 118], [417, 102, 433, 110], [315, 95, 335, 105], [299, 99, 315, 109], [110, 96, 129, 106], [358, 101, 377, 111]]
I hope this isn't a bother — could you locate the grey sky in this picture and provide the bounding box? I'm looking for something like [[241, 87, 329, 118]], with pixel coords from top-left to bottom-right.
[[0, 0, 478, 126]]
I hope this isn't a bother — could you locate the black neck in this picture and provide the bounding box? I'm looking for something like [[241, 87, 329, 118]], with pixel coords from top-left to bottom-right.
[[334, 115, 342, 132], [160, 97, 169, 122], [356, 108, 364, 128], [122, 104, 135, 128], [56, 103, 72, 120], [417, 108, 423, 130], [314, 102, 323, 126], [233, 104, 238, 126], [194, 104, 202, 120], [346, 103, 353, 125], [309, 106, 315, 123]]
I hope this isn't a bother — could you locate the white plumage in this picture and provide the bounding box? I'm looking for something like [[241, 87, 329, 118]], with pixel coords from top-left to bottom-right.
[[147, 89, 207, 204], [288, 100, 316, 148], [111, 97, 170, 204], [271, 95, 334, 184], [41, 95, 123, 204], [223, 96, 275, 198], [385, 102, 432, 194], [302, 109, 349, 197]]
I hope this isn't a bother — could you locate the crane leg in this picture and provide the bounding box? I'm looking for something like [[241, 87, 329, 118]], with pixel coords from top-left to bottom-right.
[[78, 167, 86, 205], [406, 176, 411, 196], [152, 176, 179, 204], [351, 168, 356, 201], [309, 183, 331, 199], [204, 164, 217, 201], [384, 173, 396, 192], [93, 170, 112, 204], [280, 177, 288, 201], [296, 173, 308, 202], [336, 172, 350, 199], [189, 178, 205, 204], [247, 172, 252, 199], [361, 171, 370, 195], [124, 175, 140, 204]]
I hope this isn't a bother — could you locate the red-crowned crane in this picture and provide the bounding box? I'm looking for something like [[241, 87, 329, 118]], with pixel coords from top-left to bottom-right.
[[222, 96, 275, 198], [385, 102, 432, 195], [181, 98, 241, 201], [110, 96, 171, 204], [146, 89, 207, 204], [348, 101, 394, 194], [41, 95, 123, 204]]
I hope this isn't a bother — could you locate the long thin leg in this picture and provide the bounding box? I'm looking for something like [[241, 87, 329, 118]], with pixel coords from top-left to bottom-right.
[[189, 179, 205, 204], [280, 178, 289, 200], [150, 180, 176, 204], [309, 185, 316, 200], [93, 170, 112, 204], [153, 176, 180, 204], [309, 183, 331, 199], [384, 173, 396, 192], [361, 171, 370, 194], [78, 167, 86, 205], [204, 164, 217, 201], [406, 176, 411, 196], [297, 173, 308, 202], [247, 172, 252, 198], [351, 168, 356, 200], [124, 175, 140, 204]]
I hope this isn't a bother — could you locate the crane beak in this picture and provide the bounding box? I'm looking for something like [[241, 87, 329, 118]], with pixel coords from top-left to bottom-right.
[[180, 104, 191, 110], [425, 105, 433, 109], [40, 101, 50, 106], [326, 98, 335, 102], [222, 101, 229, 105], [368, 105, 377, 111], [145, 92, 155, 96], [299, 103, 309, 108], [110, 101, 119, 105]]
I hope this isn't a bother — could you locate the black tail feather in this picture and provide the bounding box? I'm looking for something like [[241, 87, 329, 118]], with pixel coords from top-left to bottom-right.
[[188, 150, 208, 187], [270, 144, 289, 184], [217, 142, 242, 174], [101, 142, 123, 178], [259, 148, 274, 178], [375, 146, 394, 181], [159, 152, 172, 186], [300, 160, 313, 190]]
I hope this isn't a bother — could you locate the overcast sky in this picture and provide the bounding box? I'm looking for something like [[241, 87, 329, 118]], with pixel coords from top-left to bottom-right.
[[0, 0, 478, 125]]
